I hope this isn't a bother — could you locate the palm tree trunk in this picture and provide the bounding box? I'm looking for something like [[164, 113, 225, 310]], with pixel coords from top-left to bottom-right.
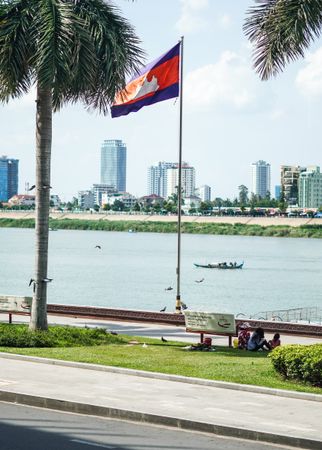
[[29, 84, 52, 331]]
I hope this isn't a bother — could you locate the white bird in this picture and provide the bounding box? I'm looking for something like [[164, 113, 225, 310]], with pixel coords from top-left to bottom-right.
[[142, 343, 148, 348]]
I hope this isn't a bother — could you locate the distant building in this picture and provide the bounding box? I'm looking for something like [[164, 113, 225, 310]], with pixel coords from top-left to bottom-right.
[[251, 160, 271, 198], [166, 163, 195, 198], [50, 194, 61, 207], [197, 185, 211, 202], [101, 139, 127, 192], [78, 190, 95, 210], [139, 194, 164, 207], [274, 185, 281, 200], [182, 195, 201, 214], [8, 194, 35, 206], [92, 184, 117, 206], [101, 192, 137, 209], [147, 161, 176, 197], [0, 156, 19, 202], [280, 165, 306, 205], [298, 166, 322, 209]]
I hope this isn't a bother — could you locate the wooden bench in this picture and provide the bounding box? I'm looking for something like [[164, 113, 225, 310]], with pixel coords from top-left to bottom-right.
[[0, 295, 32, 323], [184, 311, 237, 347]]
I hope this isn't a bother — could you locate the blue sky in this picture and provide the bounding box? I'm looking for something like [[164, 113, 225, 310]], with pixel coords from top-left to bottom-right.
[[1, 0, 322, 201]]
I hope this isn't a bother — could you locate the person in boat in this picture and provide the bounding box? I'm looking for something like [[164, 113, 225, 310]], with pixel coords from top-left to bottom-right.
[[247, 327, 271, 351], [233, 262, 237, 267], [229, 262, 233, 267]]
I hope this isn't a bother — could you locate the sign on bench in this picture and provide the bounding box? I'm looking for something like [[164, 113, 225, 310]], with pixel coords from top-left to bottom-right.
[[184, 311, 236, 346], [0, 296, 32, 323]]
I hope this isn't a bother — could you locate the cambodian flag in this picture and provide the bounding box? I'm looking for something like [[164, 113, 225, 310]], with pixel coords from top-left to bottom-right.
[[111, 43, 180, 118]]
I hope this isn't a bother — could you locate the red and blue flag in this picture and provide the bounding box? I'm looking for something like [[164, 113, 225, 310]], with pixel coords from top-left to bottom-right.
[[111, 43, 180, 118]]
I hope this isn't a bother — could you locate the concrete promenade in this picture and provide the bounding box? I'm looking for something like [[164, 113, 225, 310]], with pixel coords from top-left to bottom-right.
[[1, 314, 322, 448], [1, 209, 322, 227]]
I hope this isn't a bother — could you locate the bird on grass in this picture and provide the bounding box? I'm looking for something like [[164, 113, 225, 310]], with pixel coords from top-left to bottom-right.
[[164, 286, 173, 291], [110, 331, 118, 335], [160, 306, 167, 312], [195, 278, 205, 283], [142, 343, 148, 348], [95, 245, 102, 249], [161, 336, 168, 343]]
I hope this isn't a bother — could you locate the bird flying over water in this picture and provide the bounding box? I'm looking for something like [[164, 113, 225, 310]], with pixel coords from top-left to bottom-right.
[[28, 185, 36, 191], [195, 278, 205, 283], [164, 286, 173, 291], [160, 306, 167, 312], [95, 245, 102, 249], [181, 301, 188, 310], [28, 278, 35, 287]]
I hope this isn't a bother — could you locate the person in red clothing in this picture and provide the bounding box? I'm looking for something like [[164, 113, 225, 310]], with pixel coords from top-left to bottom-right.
[[237, 322, 251, 350], [269, 333, 281, 349]]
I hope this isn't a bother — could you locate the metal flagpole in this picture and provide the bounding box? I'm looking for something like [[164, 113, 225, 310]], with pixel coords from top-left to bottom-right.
[[175, 36, 184, 314]]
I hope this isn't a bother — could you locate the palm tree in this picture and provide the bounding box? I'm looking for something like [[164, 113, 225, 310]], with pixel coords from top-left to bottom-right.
[[244, 0, 322, 79], [0, 0, 143, 330]]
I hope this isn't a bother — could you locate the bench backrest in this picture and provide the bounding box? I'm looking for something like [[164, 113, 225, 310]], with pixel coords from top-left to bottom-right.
[[0, 295, 32, 313], [184, 311, 236, 335]]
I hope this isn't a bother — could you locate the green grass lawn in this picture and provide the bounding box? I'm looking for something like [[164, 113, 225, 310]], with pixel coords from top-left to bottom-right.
[[1, 334, 322, 395]]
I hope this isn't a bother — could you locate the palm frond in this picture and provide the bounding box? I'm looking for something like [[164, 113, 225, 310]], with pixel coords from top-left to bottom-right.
[[244, 0, 322, 79], [0, 0, 35, 101]]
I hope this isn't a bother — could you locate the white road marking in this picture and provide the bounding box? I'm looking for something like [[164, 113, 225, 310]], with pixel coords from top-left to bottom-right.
[[70, 439, 115, 449]]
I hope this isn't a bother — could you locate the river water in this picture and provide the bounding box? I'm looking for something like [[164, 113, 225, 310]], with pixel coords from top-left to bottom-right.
[[1, 227, 322, 317]]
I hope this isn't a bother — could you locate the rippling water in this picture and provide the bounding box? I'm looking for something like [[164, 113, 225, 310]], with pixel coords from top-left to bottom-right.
[[1, 227, 322, 316]]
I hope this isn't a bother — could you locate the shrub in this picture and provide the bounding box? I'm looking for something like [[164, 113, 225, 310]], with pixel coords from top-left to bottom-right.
[[270, 344, 322, 387], [0, 324, 125, 348]]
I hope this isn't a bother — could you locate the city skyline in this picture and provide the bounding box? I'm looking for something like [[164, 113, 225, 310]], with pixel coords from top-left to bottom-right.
[[1, 0, 322, 201]]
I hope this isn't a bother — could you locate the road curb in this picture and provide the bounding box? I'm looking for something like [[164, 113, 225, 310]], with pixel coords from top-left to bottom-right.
[[0, 390, 321, 449], [1, 351, 321, 403]]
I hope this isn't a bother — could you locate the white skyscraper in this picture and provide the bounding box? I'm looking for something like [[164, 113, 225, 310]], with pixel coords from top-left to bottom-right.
[[166, 163, 195, 198], [197, 185, 211, 202], [251, 160, 271, 198], [147, 161, 176, 197]]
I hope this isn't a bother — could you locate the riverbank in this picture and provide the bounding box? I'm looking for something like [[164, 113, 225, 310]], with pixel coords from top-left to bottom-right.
[[1, 211, 322, 237]]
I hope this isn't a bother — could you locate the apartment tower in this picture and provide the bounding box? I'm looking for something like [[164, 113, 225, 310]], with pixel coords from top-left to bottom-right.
[[101, 140, 127, 192], [0, 155, 19, 202], [251, 160, 271, 198]]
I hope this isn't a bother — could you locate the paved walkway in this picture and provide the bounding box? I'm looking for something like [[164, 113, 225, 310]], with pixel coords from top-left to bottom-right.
[[1, 314, 322, 448], [0, 353, 321, 449]]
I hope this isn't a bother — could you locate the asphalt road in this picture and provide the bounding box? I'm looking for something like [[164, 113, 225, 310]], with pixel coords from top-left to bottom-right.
[[0, 402, 293, 450]]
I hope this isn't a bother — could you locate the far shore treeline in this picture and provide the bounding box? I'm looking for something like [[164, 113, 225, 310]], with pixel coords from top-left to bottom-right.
[[1, 217, 322, 238]]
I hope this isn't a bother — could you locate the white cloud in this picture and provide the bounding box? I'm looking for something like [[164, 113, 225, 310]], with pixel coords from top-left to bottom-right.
[[219, 14, 232, 29], [184, 51, 257, 111], [296, 47, 322, 96], [175, 0, 208, 34], [269, 109, 285, 121]]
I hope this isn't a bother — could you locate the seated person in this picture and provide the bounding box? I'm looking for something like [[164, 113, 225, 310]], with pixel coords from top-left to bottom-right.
[[269, 333, 281, 349], [238, 322, 251, 350], [247, 327, 271, 351]]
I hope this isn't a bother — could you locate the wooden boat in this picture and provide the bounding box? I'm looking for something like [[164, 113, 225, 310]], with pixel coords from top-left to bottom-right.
[[194, 262, 244, 269]]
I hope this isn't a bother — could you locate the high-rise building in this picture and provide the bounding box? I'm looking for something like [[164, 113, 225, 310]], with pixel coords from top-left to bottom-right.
[[101, 140, 126, 192], [0, 155, 19, 202], [147, 161, 176, 197], [280, 165, 306, 205], [197, 185, 211, 202], [166, 163, 195, 198], [251, 160, 271, 198], [298, 166, 322, 209]]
